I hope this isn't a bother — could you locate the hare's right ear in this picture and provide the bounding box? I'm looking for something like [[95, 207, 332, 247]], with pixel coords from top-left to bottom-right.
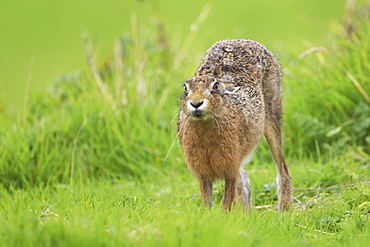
[[186, 77, 196, 84], [224, 85, 240, 95]]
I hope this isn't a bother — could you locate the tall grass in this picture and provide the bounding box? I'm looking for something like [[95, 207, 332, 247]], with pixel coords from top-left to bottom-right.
[[284, 0, 370, 158], [0, 27, 183, 188]]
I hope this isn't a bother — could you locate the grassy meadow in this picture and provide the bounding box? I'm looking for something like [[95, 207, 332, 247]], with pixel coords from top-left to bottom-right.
[[0, 0, 345, 110], [1, 0, 370, 246]]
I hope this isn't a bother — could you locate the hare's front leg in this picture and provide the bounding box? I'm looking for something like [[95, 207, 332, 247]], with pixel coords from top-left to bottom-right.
[[223, 176, 237, 211], [199, 176, 213, 208]]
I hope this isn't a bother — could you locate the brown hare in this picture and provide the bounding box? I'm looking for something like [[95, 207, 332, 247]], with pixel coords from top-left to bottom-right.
[[178, 39, 292, 211]]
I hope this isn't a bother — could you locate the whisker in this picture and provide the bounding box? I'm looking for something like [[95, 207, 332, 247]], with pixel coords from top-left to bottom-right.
[[214, 113, 237, 140], [211, 115, 221, 133]]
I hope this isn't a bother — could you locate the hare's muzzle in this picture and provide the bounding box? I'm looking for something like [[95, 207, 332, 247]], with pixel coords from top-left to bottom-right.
[[186, 94, 208, 119]]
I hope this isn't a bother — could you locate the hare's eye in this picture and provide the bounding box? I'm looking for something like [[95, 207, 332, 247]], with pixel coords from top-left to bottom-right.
[[184, 84, 188, 92], [212, 82, 219, 91]]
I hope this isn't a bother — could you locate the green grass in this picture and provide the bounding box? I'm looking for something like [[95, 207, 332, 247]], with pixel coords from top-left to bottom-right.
[[1, 1, 370, 246], [1, 170, 369, 246]]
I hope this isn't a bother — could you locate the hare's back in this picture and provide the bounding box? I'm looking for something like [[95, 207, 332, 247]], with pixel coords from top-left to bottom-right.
[[195, 39, 275, 87]]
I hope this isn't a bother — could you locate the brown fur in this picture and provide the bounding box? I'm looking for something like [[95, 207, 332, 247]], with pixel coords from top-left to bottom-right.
[[178, 39, 292, 211]]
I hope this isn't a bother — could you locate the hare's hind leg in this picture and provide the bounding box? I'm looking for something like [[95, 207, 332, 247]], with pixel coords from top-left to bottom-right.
[[264, 117, 293, 211], [199, 175, 213, 208], [237, 167, 252, 211]]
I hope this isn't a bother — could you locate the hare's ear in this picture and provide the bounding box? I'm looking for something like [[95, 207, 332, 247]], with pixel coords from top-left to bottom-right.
[[224, 85, 240, 95]]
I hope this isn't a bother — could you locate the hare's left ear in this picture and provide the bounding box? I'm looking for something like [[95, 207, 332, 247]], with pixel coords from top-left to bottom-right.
[[224, 85, 240, 94]]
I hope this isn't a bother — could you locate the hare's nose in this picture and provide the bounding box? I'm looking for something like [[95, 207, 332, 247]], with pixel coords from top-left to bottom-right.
[[190, 100, 204, 109]]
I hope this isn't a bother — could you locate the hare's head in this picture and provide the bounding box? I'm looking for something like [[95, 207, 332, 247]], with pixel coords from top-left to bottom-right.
[[181, 76, 240, 120]]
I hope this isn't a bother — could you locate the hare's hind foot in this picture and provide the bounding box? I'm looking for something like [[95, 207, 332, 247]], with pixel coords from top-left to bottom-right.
[[237, 167, 252, 211], [264, 117, 293, 212], [277, 173, 293, 211]]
